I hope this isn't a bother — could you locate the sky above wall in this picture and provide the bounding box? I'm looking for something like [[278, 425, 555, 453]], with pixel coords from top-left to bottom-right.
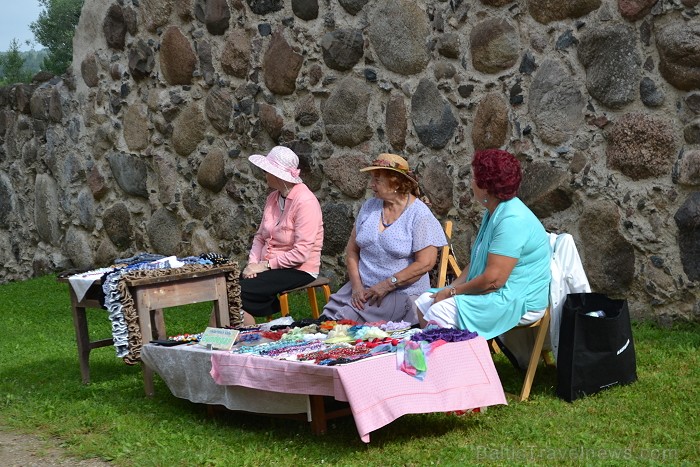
[[0, 1, 43, 51]]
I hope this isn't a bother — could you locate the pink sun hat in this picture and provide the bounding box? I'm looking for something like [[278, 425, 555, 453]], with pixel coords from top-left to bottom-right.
[[248, 146, 303, 184]]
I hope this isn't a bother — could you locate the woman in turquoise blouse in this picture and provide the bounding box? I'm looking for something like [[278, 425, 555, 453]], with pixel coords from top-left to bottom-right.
[[415, 149, 551, 339]]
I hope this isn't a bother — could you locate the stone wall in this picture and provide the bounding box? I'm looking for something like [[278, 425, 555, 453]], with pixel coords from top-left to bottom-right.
[[0, 0, 699, 323]]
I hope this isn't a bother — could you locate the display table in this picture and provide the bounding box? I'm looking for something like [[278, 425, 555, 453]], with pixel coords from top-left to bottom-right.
[[58, 263, 239, 395], [141, 337, 507, 442]]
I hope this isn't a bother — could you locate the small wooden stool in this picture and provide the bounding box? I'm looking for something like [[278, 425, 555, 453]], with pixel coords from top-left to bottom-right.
[[278, 277, 332, 319]]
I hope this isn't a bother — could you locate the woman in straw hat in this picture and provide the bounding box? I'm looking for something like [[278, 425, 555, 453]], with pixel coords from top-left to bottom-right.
[[241, 146, 323, 325], [321, 153, 447, 325]]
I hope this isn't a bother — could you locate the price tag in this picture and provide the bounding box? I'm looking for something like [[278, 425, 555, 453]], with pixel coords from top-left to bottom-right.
[[198, 327, 239, 351]]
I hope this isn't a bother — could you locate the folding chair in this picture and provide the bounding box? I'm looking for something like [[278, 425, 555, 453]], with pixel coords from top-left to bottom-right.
[[436, 220, 550, 401], [277, 276, 332, 319]]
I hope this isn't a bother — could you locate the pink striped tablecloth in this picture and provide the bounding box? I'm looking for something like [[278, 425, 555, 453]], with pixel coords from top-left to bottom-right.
[[211, 336, 507, 442]]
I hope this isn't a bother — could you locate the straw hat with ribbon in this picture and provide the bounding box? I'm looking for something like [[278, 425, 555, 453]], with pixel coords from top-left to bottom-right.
[[359, 153, 419, 187]]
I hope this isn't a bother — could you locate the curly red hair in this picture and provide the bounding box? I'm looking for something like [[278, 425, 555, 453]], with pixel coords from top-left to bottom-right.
[[471, 149, 522, 201]]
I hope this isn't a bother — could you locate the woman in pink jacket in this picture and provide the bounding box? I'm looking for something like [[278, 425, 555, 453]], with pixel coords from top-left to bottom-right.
[[241, 146, 324, 325]]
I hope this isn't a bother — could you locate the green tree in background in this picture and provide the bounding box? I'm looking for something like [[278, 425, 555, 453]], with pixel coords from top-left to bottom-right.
[[30, 0, 85, 75], [0, 39, 32, 85]]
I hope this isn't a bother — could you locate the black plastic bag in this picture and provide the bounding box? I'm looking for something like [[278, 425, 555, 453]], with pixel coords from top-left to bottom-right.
[[556, 293, 637, 402]]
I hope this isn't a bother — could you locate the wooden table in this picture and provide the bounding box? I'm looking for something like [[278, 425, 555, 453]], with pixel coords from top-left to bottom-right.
[[59, 264, 238, 395], [142, 337, 507, 442]]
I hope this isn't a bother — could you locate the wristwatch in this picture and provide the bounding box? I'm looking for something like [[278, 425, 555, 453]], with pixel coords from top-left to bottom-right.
[[390, 276, 399, 287]]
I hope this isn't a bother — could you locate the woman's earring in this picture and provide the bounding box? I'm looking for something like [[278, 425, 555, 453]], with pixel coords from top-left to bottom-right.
[[483, 198, 488, 204]]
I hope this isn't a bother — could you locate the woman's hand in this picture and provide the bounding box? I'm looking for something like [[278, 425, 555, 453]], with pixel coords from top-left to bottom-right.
[[351, 287, 367, 310], [242, 261, 269, 279], [430, 286, 454, 305], [365, 280, 394, 307]]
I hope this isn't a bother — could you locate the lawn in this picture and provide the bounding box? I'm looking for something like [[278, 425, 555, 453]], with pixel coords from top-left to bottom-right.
[[0, 275, 698, 466]]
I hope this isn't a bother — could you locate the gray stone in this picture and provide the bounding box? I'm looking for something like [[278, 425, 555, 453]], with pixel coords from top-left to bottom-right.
[[555, 30, 578, 50], [580, 201, 635, 294], [147, 207, 182, 256], [673, 150, 700, 186], [197, 149, 227, 192], [519, 161, 573, 218], [246, 0, 283, 15], [322, 154, 369, 199], [64, 227, 94, 269], [128, 40, 155, 80], [95, 239, 118, 267], [154, 154, 178, 206], [34, 174, 60, 245], [196, 40, 215, 86], [81, 53, 99, 88], [30, 86, 62, 122], [258, 103, 284, 141], [519, 51, 537, 75], [76, 188, 96, 231], [194, 0, 231, 35], [107, 151, 149, 198], [386, 93, 407, 151], [528, 0, 601, 24], [339, 0, 369, 15], [640, 77, 665, 108], [123, 5, 138, 35], [578, 23, 641, 109], [674, 192, 700, 281], [141, 0, 174, 32], [321, 29, 364, 72], [292, 0, 319, 20], [685, 120, 700, 144], [160, 26, 197, 86], [123, 105, 149, 151], [263, 31, 303, 95], [322, 76, 372, 147], [183, 188, 211, 219], [0, 172, 14, 227], [411, 78, 458, 150], [686, 93, 700, 114], [470, 18, 519, 74], [172, 102, 206, 156], [103, 4, 127, 50], [437, 33, 460, 59], [62, 153, 86, 184], [472, 92, 509, 150], [656, 23, 700, 91], [529, 59, 585, 145], [619, 0, 657, 21], [420, 160, 453, 215], [210, 198, 246, 241], [367, 0, 430, 76], [205, 86, 233, 133], [294, 95, 319, 127], [434, 62, 456, 81], [322, 203, 354, 256], [606, 113, 676, 180]]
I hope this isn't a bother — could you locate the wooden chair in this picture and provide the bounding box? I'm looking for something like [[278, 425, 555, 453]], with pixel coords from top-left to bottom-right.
[[277, 276, 332, 319], [436, 220, 550, 401]]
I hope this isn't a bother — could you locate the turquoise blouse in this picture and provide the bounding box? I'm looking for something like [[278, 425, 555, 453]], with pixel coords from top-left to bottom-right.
[[455, 197, 551, 339]]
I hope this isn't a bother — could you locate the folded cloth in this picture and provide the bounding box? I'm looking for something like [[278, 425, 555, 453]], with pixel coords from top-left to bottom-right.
[[68, 267, 114, 302]]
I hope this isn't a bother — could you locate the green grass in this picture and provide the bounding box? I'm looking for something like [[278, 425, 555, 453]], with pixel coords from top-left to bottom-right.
[[1, 275, 698, 466]]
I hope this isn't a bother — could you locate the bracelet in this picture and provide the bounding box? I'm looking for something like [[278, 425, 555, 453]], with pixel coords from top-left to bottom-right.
[[447, 285, 457, 297]]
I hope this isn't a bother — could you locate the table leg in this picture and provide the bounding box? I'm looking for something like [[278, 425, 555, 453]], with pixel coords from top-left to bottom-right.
[[211, 276, 230, 327], [70, 304, 92, 384], [309, 395, 327, 435], [153, 309, 166, 340]]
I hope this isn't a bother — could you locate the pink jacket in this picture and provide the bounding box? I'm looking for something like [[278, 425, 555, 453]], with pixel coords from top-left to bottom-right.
[[248, 183, 323, 274]]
